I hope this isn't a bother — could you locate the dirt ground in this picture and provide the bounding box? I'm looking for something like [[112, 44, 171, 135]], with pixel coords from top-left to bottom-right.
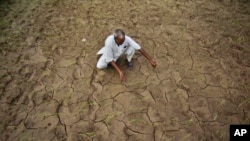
[[0, 0, 249, 140]]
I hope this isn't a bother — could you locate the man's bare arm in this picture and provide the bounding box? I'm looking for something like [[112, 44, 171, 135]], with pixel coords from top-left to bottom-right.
[[110, 61, 125, 81], [139, 48, 157, 68]]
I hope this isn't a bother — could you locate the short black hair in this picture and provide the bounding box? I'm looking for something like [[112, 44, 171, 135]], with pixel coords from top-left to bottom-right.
[[114, 29, 125, 39]]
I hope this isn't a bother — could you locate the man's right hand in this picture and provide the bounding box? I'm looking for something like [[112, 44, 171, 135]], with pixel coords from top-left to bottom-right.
[[150, 60, 157, 68], [110, 61, 125, 82], [119, 71, 125, 81]]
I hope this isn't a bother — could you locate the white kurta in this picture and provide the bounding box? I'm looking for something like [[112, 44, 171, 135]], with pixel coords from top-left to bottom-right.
[[96, 35, 141, 69]]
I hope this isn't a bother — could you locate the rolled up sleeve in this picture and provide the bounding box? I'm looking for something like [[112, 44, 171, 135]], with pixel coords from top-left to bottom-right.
[[126, 36, 141, 50]]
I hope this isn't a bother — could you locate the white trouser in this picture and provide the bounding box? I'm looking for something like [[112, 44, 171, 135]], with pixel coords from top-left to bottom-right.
[[96, 46, 136, 69]]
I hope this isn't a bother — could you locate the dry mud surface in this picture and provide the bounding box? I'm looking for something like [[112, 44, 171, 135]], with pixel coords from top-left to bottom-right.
[[0, 0, 250, 141]]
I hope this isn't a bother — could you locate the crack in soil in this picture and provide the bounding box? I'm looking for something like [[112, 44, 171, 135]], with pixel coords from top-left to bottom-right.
[[0, 0, 249, 140]]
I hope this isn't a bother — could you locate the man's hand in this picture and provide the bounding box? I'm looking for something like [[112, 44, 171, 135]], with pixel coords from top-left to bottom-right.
[[110, 61, 125, 82], [119, 71, 125, 81], [139, 48, 156, 68], [150, 60, 157, 68]]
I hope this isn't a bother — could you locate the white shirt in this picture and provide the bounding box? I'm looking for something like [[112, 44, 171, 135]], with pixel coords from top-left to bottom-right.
[[97, 35, 141, 63]]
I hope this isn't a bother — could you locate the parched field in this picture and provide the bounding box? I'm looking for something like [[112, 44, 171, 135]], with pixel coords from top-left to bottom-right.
[[0, 0, 249, 140]]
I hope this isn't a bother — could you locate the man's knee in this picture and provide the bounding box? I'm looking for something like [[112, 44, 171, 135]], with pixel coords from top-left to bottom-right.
[[96, 60, 108, 69], [96, 54, 107, 69], [126, 47, 136, 55], [96, 63, 106, 69]]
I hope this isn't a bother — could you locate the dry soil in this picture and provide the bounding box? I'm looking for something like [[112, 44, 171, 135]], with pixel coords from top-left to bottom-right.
[[0, 0, 250, 141]]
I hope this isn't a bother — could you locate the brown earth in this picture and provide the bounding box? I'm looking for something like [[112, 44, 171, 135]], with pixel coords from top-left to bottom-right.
[[0, 0, 250, 141]]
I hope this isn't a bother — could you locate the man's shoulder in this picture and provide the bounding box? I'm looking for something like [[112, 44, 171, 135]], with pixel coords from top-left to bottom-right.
[[125, 35, 133, 42], [125, 35, 131, 39], [106, 34, 114, 42]]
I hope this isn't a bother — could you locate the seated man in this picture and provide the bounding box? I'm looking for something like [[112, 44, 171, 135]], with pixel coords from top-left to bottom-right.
[[96, 29, 156, 81]]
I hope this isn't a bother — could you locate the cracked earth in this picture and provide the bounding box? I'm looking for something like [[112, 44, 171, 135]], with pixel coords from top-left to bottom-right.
[[0, 0, 250, 141]]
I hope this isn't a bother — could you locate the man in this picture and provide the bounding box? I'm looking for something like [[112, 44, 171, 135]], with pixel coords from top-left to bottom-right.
[[96, 29, 156, 81]]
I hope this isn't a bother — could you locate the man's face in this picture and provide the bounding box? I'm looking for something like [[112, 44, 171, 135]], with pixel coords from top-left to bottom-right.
[[115, 36, 125, 45]]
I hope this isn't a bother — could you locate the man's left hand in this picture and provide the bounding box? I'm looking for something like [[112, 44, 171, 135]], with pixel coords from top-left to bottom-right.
[[150, 61, 157, 68]]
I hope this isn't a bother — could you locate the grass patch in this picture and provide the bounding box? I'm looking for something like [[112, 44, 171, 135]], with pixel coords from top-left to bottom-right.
[[104, 111, 122, 124], [129, 118, 148, 125], [0, 83, 6, 89], [79, 131, 99, 138], [19, 132, 33, 141], [238, 98, 250, 107], [181, 118, 193, 125], [75, 101, 99, 113], [84, 131, 99, 137], [33, 111, 58, 119], [181, 133, 192, 141], [215, 130, 226, 141]]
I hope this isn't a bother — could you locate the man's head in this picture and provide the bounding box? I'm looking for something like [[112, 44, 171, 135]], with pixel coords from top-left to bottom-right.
[[114, 29, 125, 45]]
